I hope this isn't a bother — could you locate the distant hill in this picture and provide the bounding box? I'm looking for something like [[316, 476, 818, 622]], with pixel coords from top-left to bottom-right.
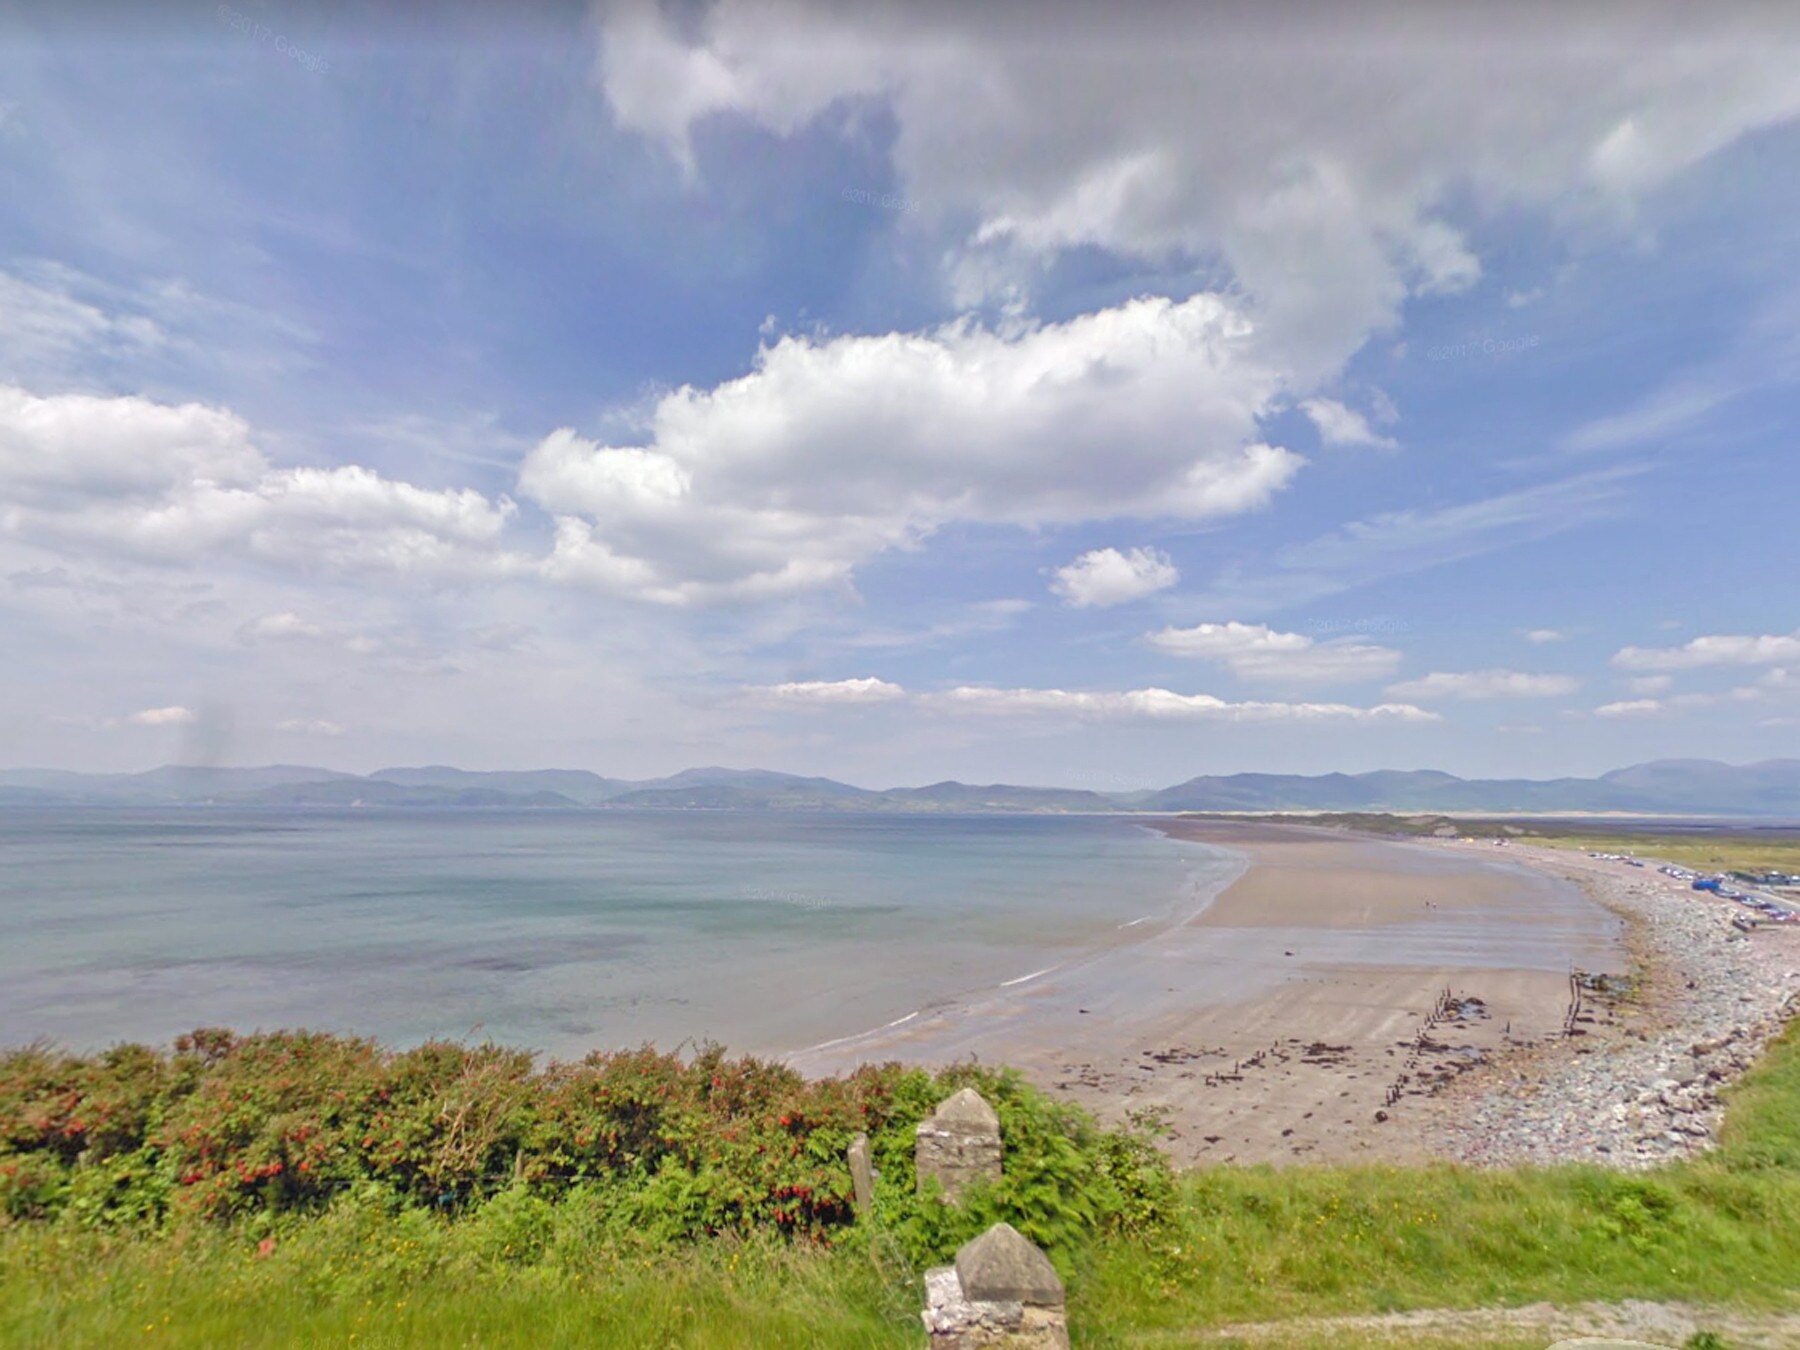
[[1138, 761, 1800, 816], [234, 779, 579, 809], [2, 757, 1796, 817], [883, 781, 1120, 812], [599, 768, 878, 810], [0, 764, 354, 803], [369, 766, 633, 806]]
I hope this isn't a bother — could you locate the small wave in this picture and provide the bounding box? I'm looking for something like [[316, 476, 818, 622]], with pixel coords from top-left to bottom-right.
[[1000, 966, 1055, 988], [1117, 914, 1153, 929], [792, 1008, 921, 1056]]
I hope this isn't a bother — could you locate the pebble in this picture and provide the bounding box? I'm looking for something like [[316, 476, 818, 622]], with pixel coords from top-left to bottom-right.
[[1424, 850, 1800, 1171]]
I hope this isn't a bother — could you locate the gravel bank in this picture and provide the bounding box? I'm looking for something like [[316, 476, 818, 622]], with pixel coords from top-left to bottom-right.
[[1421, 841, 1800, 1169]]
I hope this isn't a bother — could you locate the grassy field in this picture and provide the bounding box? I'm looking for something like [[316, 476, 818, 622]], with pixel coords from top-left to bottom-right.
[[5, 1015, 1800, 1349], [1522, 829, 1800, 877], [1216, 812, 1800, 877]]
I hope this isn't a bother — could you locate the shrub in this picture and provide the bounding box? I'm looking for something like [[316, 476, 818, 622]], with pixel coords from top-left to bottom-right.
[[0, 1030, 1170, 1269]]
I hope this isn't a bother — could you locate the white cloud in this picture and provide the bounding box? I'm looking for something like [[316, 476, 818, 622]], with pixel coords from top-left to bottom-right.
[[276, 718, 346, 736], [1525, 628, 1567, 644], [522, 294, 1299, 604], [1594, 674, 1792, 719], [247, 612, 327, 641], [1560, 375, 1742, 454], [1184, 469, 1638, 618], [599, 0, 1800, 380], [1613, 631, 1800, 670], [1625, 675, 1673, 695], [1595, 698, 1664, 718], [933, 684, 1437, 723], [125, 705, 195, 727], [0, 270, 166, 375], [0, 385, 261, 505], [0, 386, 522, 579], [1050, 546, 1178, 608], [1385, 669, 1581, 700], [755, 677, 907, 704], [1300, 398, 1396, 449], [740, 675, 1435, 722], [1753, 667, 1795, 694], [1146, 620, 1401, 684]]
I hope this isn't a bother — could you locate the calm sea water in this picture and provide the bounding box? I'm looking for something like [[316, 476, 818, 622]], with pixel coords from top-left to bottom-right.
[[0, 809, 1235, 1059]]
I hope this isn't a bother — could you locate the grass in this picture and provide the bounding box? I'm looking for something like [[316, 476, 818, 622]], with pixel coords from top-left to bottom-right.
[[1522, 829, 1800, 877], [5, 1019, 1800, 1349], [1227, 811, 1800, 876], [2, 1221, 918, 1348]]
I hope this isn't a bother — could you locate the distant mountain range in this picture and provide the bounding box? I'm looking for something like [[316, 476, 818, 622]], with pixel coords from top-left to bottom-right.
[[2, 758, 1799, 817]]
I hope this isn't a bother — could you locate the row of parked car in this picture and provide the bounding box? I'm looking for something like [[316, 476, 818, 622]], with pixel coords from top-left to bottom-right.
[[1686, 871, 1799, 924], [1579, 855, 1800, 926]]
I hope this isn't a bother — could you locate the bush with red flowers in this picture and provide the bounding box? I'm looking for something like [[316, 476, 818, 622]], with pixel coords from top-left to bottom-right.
[[0, 1029, 1169, 1267]]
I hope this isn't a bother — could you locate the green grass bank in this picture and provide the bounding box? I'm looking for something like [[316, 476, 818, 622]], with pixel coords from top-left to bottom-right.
[[4, 1015, 1800, 1348]]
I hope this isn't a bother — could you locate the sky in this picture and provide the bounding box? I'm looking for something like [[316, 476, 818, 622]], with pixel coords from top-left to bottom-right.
[[2, 0, 1799, 788]]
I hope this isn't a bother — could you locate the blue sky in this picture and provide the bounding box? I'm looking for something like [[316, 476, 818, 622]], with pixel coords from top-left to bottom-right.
[[3, 1, 1799, 786]]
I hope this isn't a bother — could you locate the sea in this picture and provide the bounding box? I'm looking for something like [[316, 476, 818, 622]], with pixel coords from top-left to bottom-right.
[[0, 808, 1238, 1060]]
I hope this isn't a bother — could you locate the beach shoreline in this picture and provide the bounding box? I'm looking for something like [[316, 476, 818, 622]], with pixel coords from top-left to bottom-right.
[[790, 817, 1630, 1166]]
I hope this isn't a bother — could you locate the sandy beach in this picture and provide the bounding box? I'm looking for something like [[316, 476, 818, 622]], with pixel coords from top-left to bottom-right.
[[790, 819, 1626, 1166]]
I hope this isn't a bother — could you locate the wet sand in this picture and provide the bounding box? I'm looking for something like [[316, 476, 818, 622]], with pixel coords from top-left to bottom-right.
[[788, 819, 1624, 1166]]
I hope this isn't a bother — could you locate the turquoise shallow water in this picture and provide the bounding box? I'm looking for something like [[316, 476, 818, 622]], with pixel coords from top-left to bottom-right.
[[0, 808, 1235, 1059]]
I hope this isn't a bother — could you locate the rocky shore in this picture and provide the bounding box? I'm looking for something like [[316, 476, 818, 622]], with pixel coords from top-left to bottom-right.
[[1420, 841, 1800, 1169]]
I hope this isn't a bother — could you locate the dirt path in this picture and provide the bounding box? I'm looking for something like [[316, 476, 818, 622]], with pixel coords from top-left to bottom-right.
[[1165, 1298, 1800, 1347]]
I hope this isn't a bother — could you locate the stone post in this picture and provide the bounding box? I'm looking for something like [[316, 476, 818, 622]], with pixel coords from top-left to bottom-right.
[[847, 1131, 874, 1216], [922, 1221, 1068, 1349], [915, 1087, 1002, 1203]]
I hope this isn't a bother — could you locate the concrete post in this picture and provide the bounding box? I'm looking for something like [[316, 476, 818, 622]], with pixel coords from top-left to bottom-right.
[[914, 1087, 1002, 1203], [922, 1222, 1069, 1349]]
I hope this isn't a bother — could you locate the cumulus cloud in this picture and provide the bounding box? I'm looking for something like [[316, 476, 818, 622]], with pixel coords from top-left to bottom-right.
[[1385, 669, 1581, 700], [1624, 674, 1672, 695], [1050, 546, 1178, 608], [0, 385, 261, 505], [125, 705, 195, 726], [933, 684, 1437, 723], [754, 677, 908, 704], [1595, 674, 1789, 719], [1146, 620, 1401, 684], [1300, 398, 1396, 449], [0, 385, 521, 578], [521, 295, 1299, 604], [1613, 631, 1800, 670], [741, 675, 1434, 721], [1525, 628, 1567, 644], [598, 0, 1800, 379]]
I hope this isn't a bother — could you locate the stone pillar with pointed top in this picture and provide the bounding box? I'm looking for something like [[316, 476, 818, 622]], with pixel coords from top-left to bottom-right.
[[846, 1132, 874, 1216], [915, 1087, 1002, 1203], [921, 1222, 1069, 1349]]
